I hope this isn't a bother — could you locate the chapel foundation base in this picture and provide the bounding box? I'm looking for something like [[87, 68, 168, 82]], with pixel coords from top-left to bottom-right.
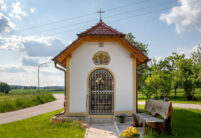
[[51, 113, 88, 123]]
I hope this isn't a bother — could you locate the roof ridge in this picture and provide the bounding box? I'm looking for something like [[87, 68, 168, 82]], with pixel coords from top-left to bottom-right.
[[82, 21, 102, 34], [100, 22, 123, 35], [78, 21, 125, 37]]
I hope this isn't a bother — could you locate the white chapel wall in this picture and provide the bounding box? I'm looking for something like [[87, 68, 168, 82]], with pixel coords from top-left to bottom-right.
[[69, 41, 133, 113]]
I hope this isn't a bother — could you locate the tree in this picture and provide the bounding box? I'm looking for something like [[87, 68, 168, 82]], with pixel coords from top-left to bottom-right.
[[125, 33, 148, 55], [148, 59, 171, 98], [165, 53, 185, 97], [143, 71, 158, 98], [0, 82, 11, 93], [177, 58, 195, 100], [125, 33, 149, 94], [191, 44, 201, 89], [142, 59, 159, 98], [157, 71, 171, 98]]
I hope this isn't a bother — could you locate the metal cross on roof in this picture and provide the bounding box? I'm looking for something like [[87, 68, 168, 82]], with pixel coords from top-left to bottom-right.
[[97, 8, 104, 22]]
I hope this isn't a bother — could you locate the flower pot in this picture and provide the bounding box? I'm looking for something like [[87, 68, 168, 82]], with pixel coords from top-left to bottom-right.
[[119, 117, 125, 123]]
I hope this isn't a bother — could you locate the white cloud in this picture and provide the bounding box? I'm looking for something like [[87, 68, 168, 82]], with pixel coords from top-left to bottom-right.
[[153, 56, 164, 63], [0, 65, 26, 72], [9, 1, 27, 20], [30, 8, 35, 13], [160, 0, 201, 33], [0, 0, 6, 11], [0, 13, 15, 33], [0, 35, 65, 56], [176, 44, 200, 57], [21, 56, 39, 66]]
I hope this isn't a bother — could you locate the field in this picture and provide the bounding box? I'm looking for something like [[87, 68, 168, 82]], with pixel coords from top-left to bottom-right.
[[0, 109, 85, 138], [10, 89, 64, 94], [0, 91, 55, 113], [138, 88, 201, 104], [138, 105, 201, 138]]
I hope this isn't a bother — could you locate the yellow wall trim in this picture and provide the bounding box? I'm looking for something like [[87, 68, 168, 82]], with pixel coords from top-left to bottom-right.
[[132, 57, 137, 113], [89, 115, 114, 119], [115, 110, 133, 116], [65, 57, 70, 116], [66, 112, 86, 116]]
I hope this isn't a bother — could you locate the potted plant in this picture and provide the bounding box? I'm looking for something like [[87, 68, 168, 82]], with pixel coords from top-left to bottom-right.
[[116, 114, 127, 123]]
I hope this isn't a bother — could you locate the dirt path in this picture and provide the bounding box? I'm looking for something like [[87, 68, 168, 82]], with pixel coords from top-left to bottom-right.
[[138, 101, 201, 110], [0, 94, 64, 125]]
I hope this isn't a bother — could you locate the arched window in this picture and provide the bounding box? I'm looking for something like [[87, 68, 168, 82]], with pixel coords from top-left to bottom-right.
[[92, 51, 110, 65]]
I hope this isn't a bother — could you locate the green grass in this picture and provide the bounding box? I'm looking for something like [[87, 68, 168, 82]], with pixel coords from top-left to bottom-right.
[[0, 92, 55, 113], [10, 89, 64, 94], [0, 109, 85, 138], [138, 88, 201, 104], [138, 105, 201, 138]]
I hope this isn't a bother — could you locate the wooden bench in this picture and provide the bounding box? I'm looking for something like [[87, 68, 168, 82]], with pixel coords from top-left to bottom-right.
[[132, 99, 173, 134]]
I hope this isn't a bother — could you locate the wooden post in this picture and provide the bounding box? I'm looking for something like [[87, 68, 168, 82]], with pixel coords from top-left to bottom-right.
[[143, 122, 147, 134], [165, 117, 172, 134]]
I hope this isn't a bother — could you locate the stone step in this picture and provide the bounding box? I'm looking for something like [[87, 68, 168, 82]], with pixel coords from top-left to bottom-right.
[[89, 118, 113, 124]]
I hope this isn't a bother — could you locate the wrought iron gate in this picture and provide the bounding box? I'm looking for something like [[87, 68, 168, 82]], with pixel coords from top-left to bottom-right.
[[89, 69, 113, 115]]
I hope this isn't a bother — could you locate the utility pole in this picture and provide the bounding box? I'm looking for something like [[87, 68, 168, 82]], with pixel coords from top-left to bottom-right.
[[37, 61, 51, 92]]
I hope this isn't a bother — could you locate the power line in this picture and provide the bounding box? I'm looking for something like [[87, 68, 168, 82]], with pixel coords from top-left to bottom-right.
[[20, 13, 95, 31], [104, 0, 175, 19], [19, 0, 153, 32], [106, 0, 151, 12], [23, 19, 96, 35], [21, 0, 199, 36], [48, 0, 200, 36], [22, 0, 174, 35]]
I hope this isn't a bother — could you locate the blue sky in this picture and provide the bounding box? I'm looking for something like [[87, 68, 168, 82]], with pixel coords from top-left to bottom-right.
[[0, 0, 201, 86]]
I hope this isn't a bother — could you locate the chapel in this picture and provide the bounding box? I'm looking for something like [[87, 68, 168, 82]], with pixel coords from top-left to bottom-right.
[[53, 18, 148, 117]]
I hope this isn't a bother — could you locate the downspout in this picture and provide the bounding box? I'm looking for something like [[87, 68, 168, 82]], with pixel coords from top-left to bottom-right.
[[53, 61, 66, 114]]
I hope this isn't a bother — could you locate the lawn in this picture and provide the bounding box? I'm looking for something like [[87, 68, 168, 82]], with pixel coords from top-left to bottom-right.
[[138, 88, 201, 104], [0, 92, 55, 113], [138, 105, 201, 138], [0, 109, 85, 138]]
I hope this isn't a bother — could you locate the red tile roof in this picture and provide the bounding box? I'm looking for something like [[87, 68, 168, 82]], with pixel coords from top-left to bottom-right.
[[78, 21, 125, 37]]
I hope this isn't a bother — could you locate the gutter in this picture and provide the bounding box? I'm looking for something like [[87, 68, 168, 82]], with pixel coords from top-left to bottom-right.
[[52, 59, 66, 114]]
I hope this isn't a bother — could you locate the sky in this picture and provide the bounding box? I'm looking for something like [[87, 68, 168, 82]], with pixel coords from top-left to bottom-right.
[[0, 0, 201, 86]]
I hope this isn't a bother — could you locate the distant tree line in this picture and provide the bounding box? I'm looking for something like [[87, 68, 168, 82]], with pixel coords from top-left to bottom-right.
[[126, 33, 201, 101]]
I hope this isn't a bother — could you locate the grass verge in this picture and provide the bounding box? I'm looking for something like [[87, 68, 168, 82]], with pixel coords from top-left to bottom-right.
[[0, 92, 55, 113], [0, 109, 85, 138], [138, 105, 201, 138]]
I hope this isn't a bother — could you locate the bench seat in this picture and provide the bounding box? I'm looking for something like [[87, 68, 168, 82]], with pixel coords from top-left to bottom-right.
[[132, 99, 173, 134], [134, 112, 163, 123]]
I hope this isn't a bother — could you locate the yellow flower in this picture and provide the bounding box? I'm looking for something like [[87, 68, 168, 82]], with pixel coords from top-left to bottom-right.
[[120, 127, 139, 138]]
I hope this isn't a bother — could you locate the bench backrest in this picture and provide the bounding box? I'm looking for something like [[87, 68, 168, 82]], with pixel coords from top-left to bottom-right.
[[145, 99, 173, 119]]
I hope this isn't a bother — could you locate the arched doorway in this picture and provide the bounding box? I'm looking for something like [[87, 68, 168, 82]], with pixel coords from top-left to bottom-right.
[[89, 69, 114, 115]]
